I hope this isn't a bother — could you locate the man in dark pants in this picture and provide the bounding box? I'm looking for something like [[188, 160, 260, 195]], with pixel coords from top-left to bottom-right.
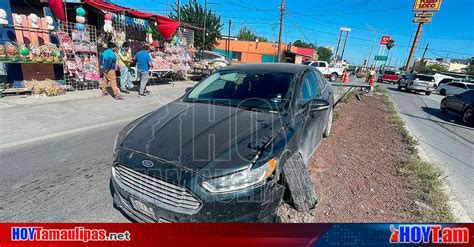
[[134, 45, 153, 97]]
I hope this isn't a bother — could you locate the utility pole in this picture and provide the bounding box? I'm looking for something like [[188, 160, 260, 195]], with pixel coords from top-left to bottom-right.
[[367, 30, 378, 68], [419, 42, 429, 71], [202, 0, 207, 51], [277, 0, 285, 62], [177, 0, 181, 23], [227, 19, 231, 59], [334, 29, 343, 65], [405, 22, 424, 73], [340, 31, 350, 62]]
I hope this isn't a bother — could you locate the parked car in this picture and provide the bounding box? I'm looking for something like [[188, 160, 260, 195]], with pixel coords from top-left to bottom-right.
[[398, 73, 436, 95], [437, 81, 474, 96], [302, 60, 343, 82], [433, 73, 454, 88], [197, 50, 230, 68], [111, 64, 334, 222], [378, 70, 400, 84], [440, 90, 474, 126]]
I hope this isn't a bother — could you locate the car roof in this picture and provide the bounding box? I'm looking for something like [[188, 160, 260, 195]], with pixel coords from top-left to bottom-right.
[[220, 63, 310, 74], [202, 50, 224, 56]]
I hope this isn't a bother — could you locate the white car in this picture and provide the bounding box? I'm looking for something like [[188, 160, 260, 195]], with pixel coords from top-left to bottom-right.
[[437, 81, 474, 96], [198, 51, 230, 68], [398, 73, 436, 95]]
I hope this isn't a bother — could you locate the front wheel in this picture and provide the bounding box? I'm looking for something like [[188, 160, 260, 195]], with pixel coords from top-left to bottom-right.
[[323, 108, 333, 137], [463, 108, 473, 126], [440, 99, 448, 113], [440, 89, 446, 96], [330, 73, 337, 82]]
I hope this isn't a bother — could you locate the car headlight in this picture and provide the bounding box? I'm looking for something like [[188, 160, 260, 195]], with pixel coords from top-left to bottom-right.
[[202, 159, 277, 193]]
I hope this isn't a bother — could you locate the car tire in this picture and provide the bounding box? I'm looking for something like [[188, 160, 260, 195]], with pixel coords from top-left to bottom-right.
[[323, 108, 333, 138], [425, 91, 431, 96], [440, 89, 446, 96], [463, 108, 473, 126], [330, 73, 337, 82], [440, 99, 448, 113], [397, 84, 402, 90]]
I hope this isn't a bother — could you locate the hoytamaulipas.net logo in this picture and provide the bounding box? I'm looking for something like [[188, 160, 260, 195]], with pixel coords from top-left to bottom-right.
[[11, 226, 131, 242], [390, 224, 469, 244]]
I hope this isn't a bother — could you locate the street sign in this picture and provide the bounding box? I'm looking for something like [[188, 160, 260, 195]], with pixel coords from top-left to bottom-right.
[[374, 55, 388, 61], [380, 36, 391, 45], [413, 0, 442, 12], [413, 16, 432, 23], [415, 12, 434, 17]]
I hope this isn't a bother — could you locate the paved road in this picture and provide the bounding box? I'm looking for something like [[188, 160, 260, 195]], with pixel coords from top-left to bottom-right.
[[383, 84, 474, 221], [0, 83, 188, 222]]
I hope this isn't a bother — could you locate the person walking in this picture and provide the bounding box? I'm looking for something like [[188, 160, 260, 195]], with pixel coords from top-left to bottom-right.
[[134, 45, 153, 97], [100, 42, 123, 100], [117, 41, 134, 94]]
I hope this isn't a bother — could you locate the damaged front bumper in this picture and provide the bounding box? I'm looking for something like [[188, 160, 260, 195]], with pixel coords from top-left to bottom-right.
[[111, 176, 285, 223]]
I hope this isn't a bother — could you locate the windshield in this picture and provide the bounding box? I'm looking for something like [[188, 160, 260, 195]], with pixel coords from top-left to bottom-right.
[[415, 75, 435, 82], [302, 61, 311, 65], [186, 70, 295, 112]]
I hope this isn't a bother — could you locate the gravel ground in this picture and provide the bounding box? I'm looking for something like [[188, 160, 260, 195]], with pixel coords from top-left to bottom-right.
[[279, 92, 422, 222]]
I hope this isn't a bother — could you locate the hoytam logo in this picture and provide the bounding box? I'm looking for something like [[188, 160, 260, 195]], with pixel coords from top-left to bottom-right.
[[11, 227, 131, 242], [390, 225, 469, 244]]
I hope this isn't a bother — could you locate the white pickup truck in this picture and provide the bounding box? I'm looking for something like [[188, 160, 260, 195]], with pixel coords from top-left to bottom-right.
[[302, 60, 344, 81]]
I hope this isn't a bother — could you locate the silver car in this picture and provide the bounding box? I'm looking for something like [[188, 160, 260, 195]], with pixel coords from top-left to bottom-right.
[[398, 73, 436, 95]]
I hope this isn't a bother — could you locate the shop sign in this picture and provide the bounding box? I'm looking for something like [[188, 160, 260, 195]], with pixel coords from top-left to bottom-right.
[[380, 36, 391, 45], [413, 0, 442, 12], [415, 12, 434, 17], [413, 16, 432, 23]]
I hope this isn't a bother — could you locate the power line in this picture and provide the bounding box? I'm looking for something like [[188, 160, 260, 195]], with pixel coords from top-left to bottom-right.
[[286, 12, 312, 44]]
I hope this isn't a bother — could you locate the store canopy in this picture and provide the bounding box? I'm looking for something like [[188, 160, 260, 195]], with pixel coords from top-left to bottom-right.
[[84, 0, 127, 13], [48, 0, 66, 21], [83, 0, 180, 39]]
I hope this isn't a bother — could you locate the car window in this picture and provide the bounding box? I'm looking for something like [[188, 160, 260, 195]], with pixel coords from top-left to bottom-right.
[[313, 70, 326, 92], [460, 90, 474, 100], [439, 78, 453, 84], [318, 62, 326, 67], [186, 70, 295, 111], [467, 84, 474, 90], [302, 61, 311, 65], [384, 71, 396, 75], [311, 63, 318, 68], [299, 72, 320, 106], [415, 75, 435, 82], [450, 83, 466, 88]]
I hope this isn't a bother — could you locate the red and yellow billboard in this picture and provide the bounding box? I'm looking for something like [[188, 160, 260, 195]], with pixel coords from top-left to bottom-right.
[[413, 0, 442, 12]]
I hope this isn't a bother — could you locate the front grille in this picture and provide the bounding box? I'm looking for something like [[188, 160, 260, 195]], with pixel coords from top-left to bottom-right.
[[113, 165, 201, 214]]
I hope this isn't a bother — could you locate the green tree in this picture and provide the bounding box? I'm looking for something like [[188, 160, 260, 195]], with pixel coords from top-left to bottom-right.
[[317, 47, 332, 63], [293, 40, 317, 49], [237, 26, 267, 42], [467, 60, 474, 75], [170, 0, 223, 50], [420, 63, 448, 73]]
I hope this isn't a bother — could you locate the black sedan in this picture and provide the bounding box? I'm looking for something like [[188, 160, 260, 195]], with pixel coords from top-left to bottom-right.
[[440, 90, 474, 126], [111, 64, 334, 222]]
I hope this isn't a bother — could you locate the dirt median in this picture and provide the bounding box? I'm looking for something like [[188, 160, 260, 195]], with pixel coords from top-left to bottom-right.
[[279, 92, 421, 222]]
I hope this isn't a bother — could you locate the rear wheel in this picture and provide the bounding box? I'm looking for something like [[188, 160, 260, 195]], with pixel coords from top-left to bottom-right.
[[425, 91, 431, 96], [463, 108, 473, 126], [440, 89, 446, 96], [397, 84, 402, 90], [440, 99, 448, 113], [330, 73, 337, 82]]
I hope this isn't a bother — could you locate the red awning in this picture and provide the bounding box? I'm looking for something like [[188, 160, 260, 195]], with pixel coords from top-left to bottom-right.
[[83, 0, 180, 40], [156, 15, 181, 39], [48, 0, 66, 21], [84, 0, 127, 12]]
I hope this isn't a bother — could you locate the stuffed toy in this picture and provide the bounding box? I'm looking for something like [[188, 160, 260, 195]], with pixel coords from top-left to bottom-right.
[[0, 9, 8, 25], [103, 13, 114, 33], [28, 14, 39, 28], [45, 16, 54, 30]]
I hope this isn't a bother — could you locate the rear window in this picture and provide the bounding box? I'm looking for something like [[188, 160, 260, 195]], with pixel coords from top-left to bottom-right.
[[384, 71, 396, 75], [415, 75, 435, 82]]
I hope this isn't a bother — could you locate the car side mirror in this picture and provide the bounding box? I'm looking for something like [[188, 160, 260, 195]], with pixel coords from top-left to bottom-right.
[[185, 87, 193, 93], [309, 99, 330, 112]]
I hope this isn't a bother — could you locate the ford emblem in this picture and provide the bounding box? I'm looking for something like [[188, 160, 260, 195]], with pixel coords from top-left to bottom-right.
[[141, 160, 154, 168]]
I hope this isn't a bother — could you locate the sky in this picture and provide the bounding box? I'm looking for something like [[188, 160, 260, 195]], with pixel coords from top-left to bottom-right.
[[111, 0, 474, 67]]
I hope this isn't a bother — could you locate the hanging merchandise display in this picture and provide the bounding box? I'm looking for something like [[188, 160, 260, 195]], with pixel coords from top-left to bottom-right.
[[57, 7, 100, 90], [151, 36, 192, 75], [0, 9, 8, 25]]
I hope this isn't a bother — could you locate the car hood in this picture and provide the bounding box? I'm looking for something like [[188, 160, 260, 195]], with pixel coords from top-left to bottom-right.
[[120, 101, 289, 178]]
